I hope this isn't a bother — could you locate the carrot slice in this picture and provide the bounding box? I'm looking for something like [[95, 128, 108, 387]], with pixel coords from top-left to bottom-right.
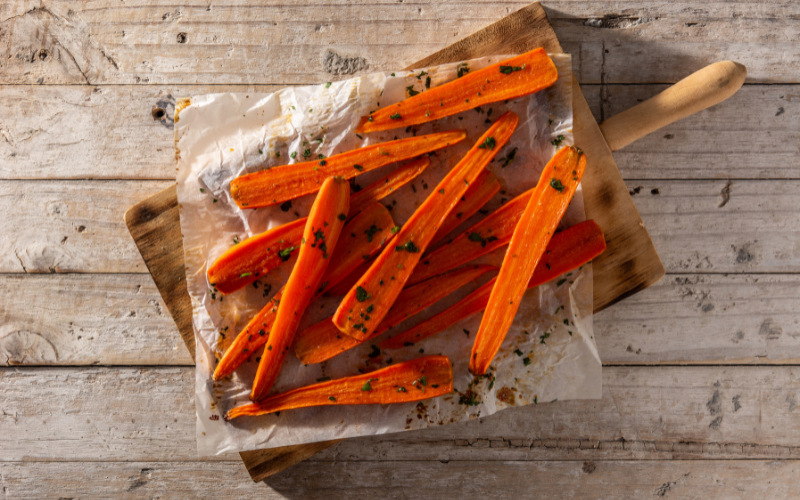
[[355, 48, 557, 134], [213, 201, 394, 381], [333, 112, 519, 341], [349, 157, 430, 216], [226, 356, 453, 419], [470, 146, 587, 375], [295, 265, 495, 365], [380, 220, 606, 350], [324, 168, 499, 297], [230, 131, 465, 209], [407, 188, 532, 287], [249, 176, 350, 400], [432, 168, 500, 243], [207, 158, 427, 295]]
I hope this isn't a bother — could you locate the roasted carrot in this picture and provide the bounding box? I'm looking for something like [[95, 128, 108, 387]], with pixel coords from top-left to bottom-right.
[[208, 158, 427, 294], [432, 169, 500, 242], [470, 146, 587, 375], [333, 112, 519, 341], [407, 188, 532, 287], [226, 356, 453, 419], [250, 176, 350, 401], [295, 265, 495, 365], [324, 168, 499, 297], [348, 157, 430, 216], [230, 131, 465, 209], [213, 201, 394, 381], [355, 48, 557, 134], [379, 220, 606, 350]]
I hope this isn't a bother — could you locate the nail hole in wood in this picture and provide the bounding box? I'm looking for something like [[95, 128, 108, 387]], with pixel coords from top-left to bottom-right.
[[39, 49, 49, 61], [177, 32, 187, 43], [152, 107, 166, 120]]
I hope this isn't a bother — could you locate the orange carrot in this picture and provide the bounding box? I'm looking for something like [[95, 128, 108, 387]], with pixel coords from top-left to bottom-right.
[[432, 169, 500, 243], [208, 158, 427, 294], [324, 168, 499, 297], [230, 131, 465, 209], [250, 177, 350, 401], [295, 265, 495, 365], [355, 48, 557, 134], [348, 157, 430, 215], [407, 188, 532, 287], [226, 356, 453, 419], [213, 201, 394, 381], [470, 146, 586, 375], [333, 112, 519, 341], [380, 220, 606, 350]]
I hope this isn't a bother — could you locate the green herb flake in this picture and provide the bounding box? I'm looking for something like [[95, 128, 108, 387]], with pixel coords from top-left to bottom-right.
[[325, 82, 332, 88], [239, 272, 252, 278], [499, 65, 523, 75], [353, 164, 364, 172], [523, 357, 531, 366], [550, 178, 565, 192], [478, 137, 496, 150], [551, 134, 565, 147], [328, 396, 336, 401], [556, 278, 567, 287], [290, 151, 297, 159], [338, 213, 347, 221], [390, 113, 402, 120], [356, 286, 370, 302], [317, 376, 331, 382], [361, 381, 372, 391], [514, 349, 523, 357], [391, 225, 400, 234], [278, 245, 299, 262], [406, 85, 420, 97]]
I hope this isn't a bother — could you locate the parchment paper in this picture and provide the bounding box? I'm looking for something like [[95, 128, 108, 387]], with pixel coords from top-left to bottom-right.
[[175, 54, 601, 456]]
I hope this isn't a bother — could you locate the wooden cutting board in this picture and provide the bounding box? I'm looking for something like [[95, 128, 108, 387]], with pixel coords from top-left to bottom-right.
[[125, 2, 664, 481]]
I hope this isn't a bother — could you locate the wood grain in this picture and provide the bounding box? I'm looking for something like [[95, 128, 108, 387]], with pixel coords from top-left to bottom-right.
[[1, 1, 797, 85], [2, 84, 796, 181], [3, 273, 798, 367], [2, 460, 800, 498], [4, 366, 800, 462]]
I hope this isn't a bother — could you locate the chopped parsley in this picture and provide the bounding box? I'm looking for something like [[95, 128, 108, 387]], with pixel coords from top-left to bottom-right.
[[499, 65, 523, 74], [557, 278, 568, 287], [290, 151, 297, 159], [364, 224, 381, 242], [406, 85, 420, 97], [390, 113, 402, 120], [355, 286, 370, 302], [278, 245, 299, 262], [239, 272, 252, 278], [550, 178, 565, 192], [353, 164, 364, 171], [328, 396, 336, 401], [325, 82, 332, 88], [457, 64, 469, 78], [467, 232, 498, 248], [523, 357, 531, 366], [477, 137, 496, 150], [498, 147, 518, 168], [551, 134, 565, 147], [394, 240, 420, 253], [361, 380, 372, 391], [425, 76, 431, 88], [514, 349, 523, 357], [338, 213, 347, 221]]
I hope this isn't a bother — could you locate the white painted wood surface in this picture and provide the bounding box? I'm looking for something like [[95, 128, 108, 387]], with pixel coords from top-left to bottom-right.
[[1, 0, 798, 495]]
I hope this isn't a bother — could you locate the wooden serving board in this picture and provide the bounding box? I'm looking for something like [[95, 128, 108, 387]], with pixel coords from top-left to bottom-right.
[[125, 2, 663, 481]]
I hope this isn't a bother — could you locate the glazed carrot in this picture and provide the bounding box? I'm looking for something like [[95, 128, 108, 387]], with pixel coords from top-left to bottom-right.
[[379, 220, 606, 350], [470, 146, 586, 375], [213, 201, 395, 381], [432, 168, 500, 243], [348, 157, 430, 215], [325, 168, 499, 297], [334, 112, 519, 341], [295, 265, 495, 365], [230, 131, 465, 209], [250, 177, 350, 401], [407, 188, 532, 287], [208, 158, 427, 294], [226, 356, 453, 419], [355, 48, 557, 134]]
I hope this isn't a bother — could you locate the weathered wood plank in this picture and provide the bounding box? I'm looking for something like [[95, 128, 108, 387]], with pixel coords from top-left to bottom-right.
[[3, 84, 795, 181], [4, 366, 800, 462], [3, 273, 798, 367], [627, 179, 800, 274], [2, 179, 796, 273], [0, 274, 191, 366], [2, 460, 800, 499], [0, 180, 170, 273], [2, 1, 798, 85]]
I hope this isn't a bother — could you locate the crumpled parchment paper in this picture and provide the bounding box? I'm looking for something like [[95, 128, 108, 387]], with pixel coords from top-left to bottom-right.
[[175, 53, 601, 456]]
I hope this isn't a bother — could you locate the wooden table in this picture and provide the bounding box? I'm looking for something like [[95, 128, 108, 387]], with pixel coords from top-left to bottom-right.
[[2, 1, 799, 497]]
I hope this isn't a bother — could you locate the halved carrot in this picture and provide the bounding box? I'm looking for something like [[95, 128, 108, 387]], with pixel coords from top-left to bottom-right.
[[213, 201, 394, 381], [407, 188, 532, 287], [208, 158, 427, 295], [226, 355, 453, 419], [324, 168, 499, 297], [295, 265, 495, 365], [379, 220, 606, 350], [333, 112, 519, 341], [432, 168, 500, 243], [230, 131, 465, 209], [349, 157, 430, 215], [470, 146, 586, 375], [250, 176, 350, 401], [355, 48, 557, 134]]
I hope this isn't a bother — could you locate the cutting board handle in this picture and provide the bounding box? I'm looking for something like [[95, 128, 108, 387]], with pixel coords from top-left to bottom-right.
[[598, 60, 747, 151]]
